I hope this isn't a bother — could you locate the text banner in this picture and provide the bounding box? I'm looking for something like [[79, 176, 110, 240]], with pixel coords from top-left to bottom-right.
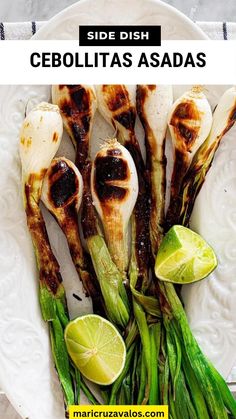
[[0, 40, 235, 84]]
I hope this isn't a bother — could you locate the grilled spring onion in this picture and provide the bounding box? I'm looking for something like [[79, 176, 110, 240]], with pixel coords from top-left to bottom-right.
[[96, 85, 161, 404], [52, 84, 130, 328], [91, 139, 138, 275], [96, 84, 151, 292], [41, 157, 104, 314], [166, 86, 212, 230], [178, 85, 236, 226], [139, 85, 236, 417], [136, 84, 173, 405], [136, 85, 173, 256], [91, 139, 157, 404], [165, 87, 236, 417], [19, 102, 75, 409]]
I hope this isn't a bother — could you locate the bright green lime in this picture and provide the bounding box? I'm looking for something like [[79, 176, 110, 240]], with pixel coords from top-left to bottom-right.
[[155, 225, 217, 284], [65, 314, 126, 385]]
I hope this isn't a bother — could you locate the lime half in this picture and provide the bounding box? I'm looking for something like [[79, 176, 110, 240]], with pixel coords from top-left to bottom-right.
[[155, 225, 217, 284], [65, 314, 126, 385]]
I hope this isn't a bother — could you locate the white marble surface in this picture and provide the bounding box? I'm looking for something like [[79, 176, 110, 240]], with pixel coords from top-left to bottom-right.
[[0, 0, 235, 21]]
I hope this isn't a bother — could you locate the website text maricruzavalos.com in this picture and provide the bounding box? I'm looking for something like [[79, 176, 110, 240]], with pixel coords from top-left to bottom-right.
[[69, 406, 168, 419]]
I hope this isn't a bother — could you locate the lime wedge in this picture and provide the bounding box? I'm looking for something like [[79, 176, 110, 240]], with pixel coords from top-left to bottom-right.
[[155, 225, 217, 284], [65, 314, 126, 385]]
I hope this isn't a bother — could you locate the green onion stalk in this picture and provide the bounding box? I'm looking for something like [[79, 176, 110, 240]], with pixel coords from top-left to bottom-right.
[[96, 84, 162, 404], [19, 102, 98, 413], [139, 85, 236, 418], [137, 84, 172, 407]]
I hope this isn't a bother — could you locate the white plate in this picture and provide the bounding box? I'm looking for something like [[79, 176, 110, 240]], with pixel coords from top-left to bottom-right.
[[0, 1, 235, 419]]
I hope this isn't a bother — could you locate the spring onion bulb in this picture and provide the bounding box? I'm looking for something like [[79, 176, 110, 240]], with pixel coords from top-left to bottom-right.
[[91, 139, 138, 274], [137, 85, 173, 149], [19, 103, 77, 408], [137, 85, 173, 255], [95, 85, 136, 144], [20, 102, 63, 182], [166, 86, 212, 229], [52, 84, 97, 167], [198, 86, 236, 155], [168, 86, 212, 164], [179, 85, 236, 226]]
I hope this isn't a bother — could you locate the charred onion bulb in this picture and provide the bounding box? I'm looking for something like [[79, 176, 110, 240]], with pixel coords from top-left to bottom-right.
[[166, 86, 212, 229], [52, 84, 97, 167], [41, 157, 83, 218], [95, 85, 136, 144], [91, 139, 138, 274], [168, 86, 212, 163]]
